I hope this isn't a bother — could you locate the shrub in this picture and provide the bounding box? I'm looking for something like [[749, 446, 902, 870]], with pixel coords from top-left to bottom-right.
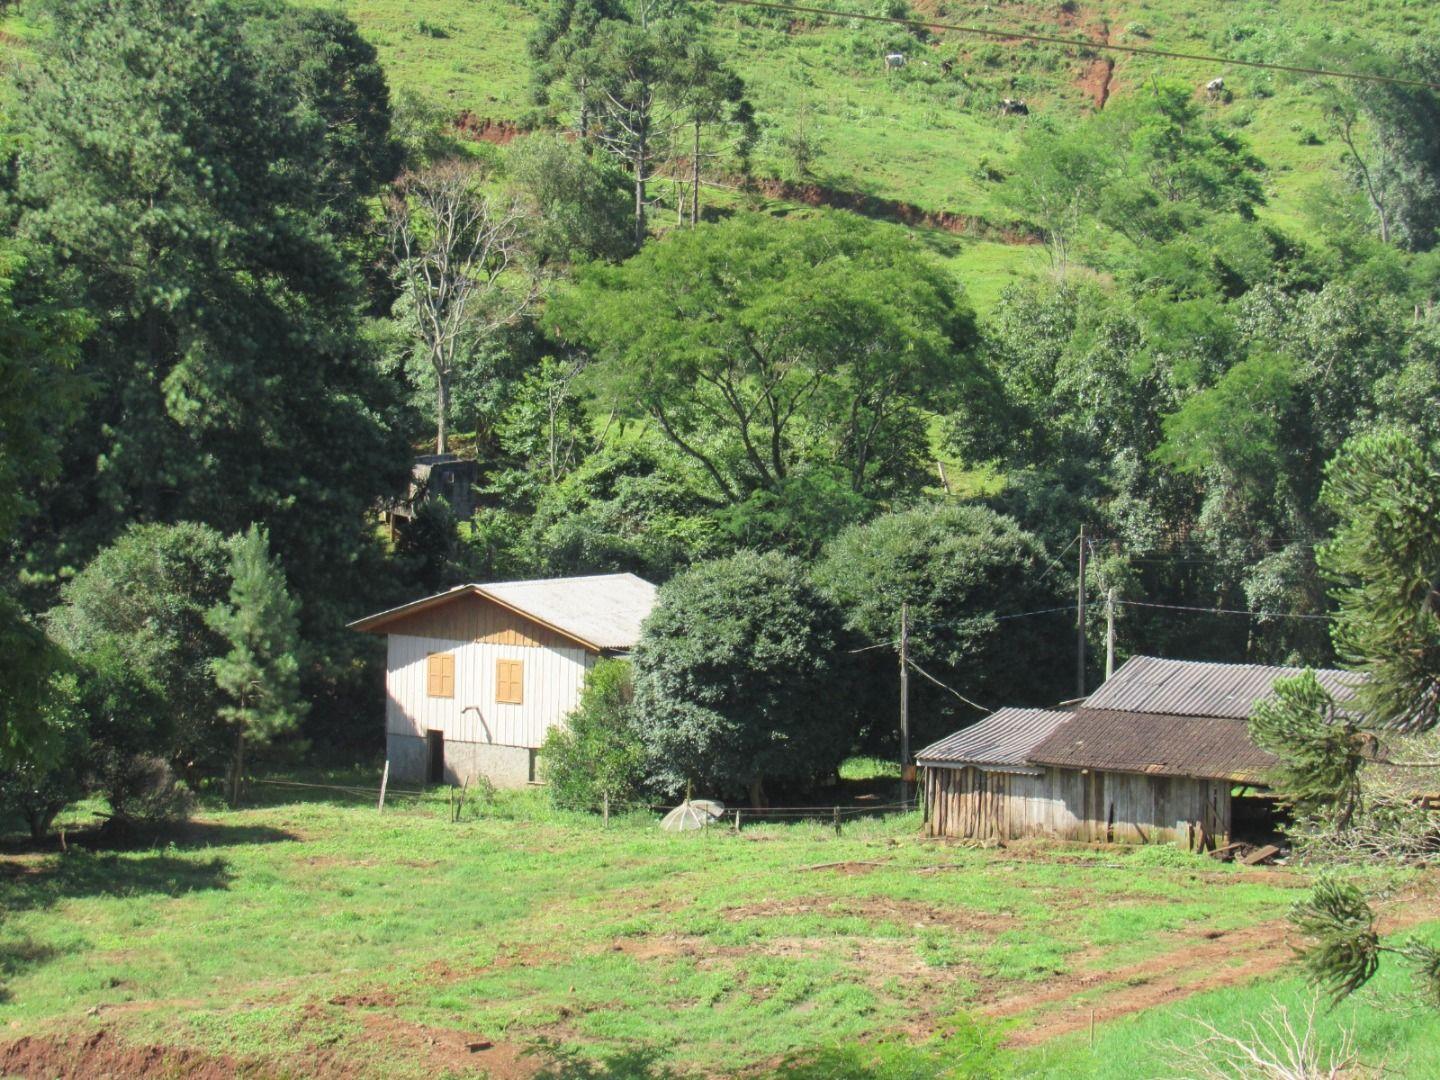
[[96, 752, 195, 837], [541, 659, 647, 813]]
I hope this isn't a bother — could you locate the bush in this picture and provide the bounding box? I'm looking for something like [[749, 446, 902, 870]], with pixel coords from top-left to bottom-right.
[[633, 551, 856, 804], [96, 753, 195, 837], [541, 659, 646, 813]]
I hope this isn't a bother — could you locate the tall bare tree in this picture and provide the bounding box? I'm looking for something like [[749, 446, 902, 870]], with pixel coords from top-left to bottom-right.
[[387, 161, 536, 454]]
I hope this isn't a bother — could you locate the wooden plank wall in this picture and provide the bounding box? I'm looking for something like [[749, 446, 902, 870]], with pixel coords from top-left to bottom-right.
[[386, 633, 597, 749], [924, 766, 1230, 849], [380, 593, 575, 650]]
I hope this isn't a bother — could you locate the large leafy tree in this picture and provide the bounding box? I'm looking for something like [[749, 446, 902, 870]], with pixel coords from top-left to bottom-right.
[[814, 503, 1067, 748], [11, 0, 409, 643], [48, 522, 232, 772], [632, 550, 854, 805], [549, 212, 977, 504]]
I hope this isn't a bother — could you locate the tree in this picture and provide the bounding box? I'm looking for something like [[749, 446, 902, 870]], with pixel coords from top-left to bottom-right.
[[506, 133, 636, 267], [540, 658, 646, 812], [0, 241, 87, 770], [669, 38, 754, 226], [1316, 44, 1440, 250], [548, 213, 977, 503], [206, 525, 307, 805], [1290, 878, 1440, 1008], [1249, 670, 1370, 831], [1319, 430, 1440, 733], [813, 503, 1067, 748], [48, 522, 232, 772], [632, 550, 853, 805], [11, 0, 410, 653], [1001, 123, 1114, 270], [0, 673, 86, 840], [387, 160, 538, 454]]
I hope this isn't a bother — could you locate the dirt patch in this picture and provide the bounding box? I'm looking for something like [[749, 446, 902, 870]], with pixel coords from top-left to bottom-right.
[[725, 894, 1007, 935], [454, 113, 525, 145], [1079, 54, 1113, 110], [328, 989, 401, 1008], [355, 1014, 538, 1079], [750, 178, 1040, 243], [0, 1030, 241, 1079]]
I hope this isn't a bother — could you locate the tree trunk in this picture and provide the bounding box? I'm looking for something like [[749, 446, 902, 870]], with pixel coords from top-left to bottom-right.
[[748, 776, 767, 810], [435, 370, 450, 455], [229, 729, 246, 809], [634, 147, 647, 247], [691, 121, 701, 226]]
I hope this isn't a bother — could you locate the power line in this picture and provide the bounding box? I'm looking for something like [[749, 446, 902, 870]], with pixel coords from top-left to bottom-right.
[[996, 604, 1077, 621], [1114, 598, 1336, 621], [906, 657, 990, 713], [707, 0, 1440, 90]]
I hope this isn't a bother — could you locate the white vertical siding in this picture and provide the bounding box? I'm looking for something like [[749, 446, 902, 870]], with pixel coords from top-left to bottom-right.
[[385, 634, 596, 749]]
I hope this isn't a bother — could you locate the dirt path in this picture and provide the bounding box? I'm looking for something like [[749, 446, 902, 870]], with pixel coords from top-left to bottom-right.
[[987, 883, 1440, 1048]]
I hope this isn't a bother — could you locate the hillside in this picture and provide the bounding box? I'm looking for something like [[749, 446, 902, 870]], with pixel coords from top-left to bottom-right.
[[314, 0, 1436, 252]]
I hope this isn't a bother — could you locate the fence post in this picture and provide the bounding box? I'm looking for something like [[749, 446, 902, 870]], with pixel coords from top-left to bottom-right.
[[377, 760, 390, 812], [603, 791, 610, 829], [833, 806, 841, 837], [733, 808, 741, 833]]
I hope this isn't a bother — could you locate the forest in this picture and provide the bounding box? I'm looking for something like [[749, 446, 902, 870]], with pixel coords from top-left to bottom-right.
[[2, 0, 1439, 821]]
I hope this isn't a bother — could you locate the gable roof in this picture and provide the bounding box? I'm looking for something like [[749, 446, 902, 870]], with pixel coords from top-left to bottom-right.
[[349, 573, 657, 652], [1083, 655, 1364, 720], [916, 708, 1074, 771], [1027, 708, 1279, 783]]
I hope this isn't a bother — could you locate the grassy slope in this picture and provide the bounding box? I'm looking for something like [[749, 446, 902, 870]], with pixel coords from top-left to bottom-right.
[[1, 782, 1435, 1077]]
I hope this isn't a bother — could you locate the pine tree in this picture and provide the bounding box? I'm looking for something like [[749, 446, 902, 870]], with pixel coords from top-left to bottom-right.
[[206, 526, 307, 805]]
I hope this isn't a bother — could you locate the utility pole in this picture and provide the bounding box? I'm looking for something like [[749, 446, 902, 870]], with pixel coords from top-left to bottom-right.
[[1105, 586, 1116, 681], [899, 602, 911, 801], [1076, 525, 1087, 698]]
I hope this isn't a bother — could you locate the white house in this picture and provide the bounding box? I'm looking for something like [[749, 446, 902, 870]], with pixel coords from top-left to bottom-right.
[[349, 573, 657, 787]]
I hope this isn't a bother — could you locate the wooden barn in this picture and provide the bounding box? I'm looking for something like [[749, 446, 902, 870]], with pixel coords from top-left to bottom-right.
[[350, 573, 656, 787], [918, 656, 1365, 849]]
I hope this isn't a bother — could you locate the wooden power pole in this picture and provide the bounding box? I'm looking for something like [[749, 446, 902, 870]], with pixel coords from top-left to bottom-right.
[[1106, 586, 1117, 681], [1076, 525, 1087, 698], [899, 602, 911, 798]]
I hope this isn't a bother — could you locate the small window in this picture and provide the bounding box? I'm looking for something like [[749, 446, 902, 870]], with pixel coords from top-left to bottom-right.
[[496, 659, 524, 705], [426, 653, 455, 698]]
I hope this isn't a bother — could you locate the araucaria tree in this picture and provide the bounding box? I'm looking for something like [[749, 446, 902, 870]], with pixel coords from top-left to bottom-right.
[[206, 526, 307, 805], [548, 213, 977, 503], [1319, 429, 1440, 733], [632, 550, 854, 805], [387, 161, 537, 455]]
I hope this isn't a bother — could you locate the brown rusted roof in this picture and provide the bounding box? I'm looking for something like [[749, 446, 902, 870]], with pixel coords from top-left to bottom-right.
[[1083, 655, 1365, 719], [915, 708, 1075, 770], [1027, 708, 1280, 783]]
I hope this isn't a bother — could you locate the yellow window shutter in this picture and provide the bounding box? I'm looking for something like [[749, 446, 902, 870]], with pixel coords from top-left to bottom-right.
[[428, 653, 455, 699], [497, 659, 523, 704]]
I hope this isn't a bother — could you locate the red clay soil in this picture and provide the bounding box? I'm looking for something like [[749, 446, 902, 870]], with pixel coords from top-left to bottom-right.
[[0, 1030, 242, 1080], [454, 112, 525, 145], [1079, 54, 1114, 110]]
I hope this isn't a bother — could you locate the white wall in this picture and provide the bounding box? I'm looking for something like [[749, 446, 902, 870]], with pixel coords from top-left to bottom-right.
[[385, 634, 597, 749]]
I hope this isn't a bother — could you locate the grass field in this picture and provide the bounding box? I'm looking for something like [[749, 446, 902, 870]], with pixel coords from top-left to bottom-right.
[[2, 770, 1437, 1078]]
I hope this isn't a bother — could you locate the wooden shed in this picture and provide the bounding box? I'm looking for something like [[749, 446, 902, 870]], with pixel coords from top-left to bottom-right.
[[350, 573, 656, 787], [919, 656, 1366, 849]]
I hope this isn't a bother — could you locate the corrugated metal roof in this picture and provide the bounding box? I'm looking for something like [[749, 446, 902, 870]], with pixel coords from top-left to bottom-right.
[[1027, 708, 1280, 782], [349, 573, 657, 651], [1082, 655, 1365, 719], [915, 708, 1076, 769]]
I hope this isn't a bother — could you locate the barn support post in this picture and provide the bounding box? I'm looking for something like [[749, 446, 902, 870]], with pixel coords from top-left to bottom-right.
[[899, 603, 911, 803], [1076, 525, 1087, 698]]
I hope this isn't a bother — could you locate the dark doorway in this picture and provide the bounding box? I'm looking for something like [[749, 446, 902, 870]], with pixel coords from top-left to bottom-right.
[[426, 730, 444, 784]]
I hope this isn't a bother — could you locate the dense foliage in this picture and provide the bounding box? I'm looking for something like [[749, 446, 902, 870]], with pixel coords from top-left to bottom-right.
[[633, 551, 854, 804], [540, 658, 646, 812]]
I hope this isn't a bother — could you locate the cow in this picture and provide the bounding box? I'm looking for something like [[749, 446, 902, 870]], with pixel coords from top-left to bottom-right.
[[1000, 98, 1029, 116], [1205, 77, 1225, 100], [884, 52, 906, 73]]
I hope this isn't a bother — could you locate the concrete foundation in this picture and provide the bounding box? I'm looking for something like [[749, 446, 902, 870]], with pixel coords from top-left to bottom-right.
[[386, 732, 536, 788]]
